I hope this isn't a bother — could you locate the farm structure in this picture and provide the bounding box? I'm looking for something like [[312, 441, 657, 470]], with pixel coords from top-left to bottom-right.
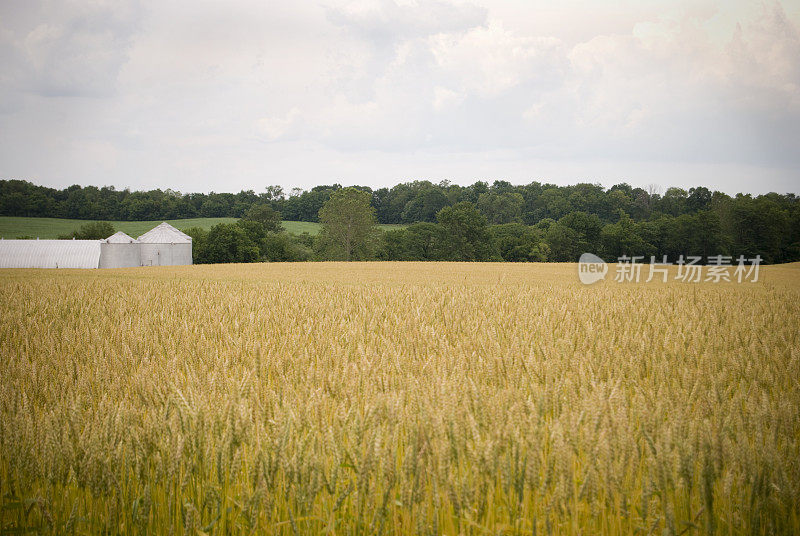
[[137, 222, 193, 267], [0, 222, 192, 269]]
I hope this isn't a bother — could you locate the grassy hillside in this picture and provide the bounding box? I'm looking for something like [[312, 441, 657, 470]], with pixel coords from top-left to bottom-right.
[[281, 221, 406, 235], [0, 217, 238, 239], [0, 217, 405, 239]]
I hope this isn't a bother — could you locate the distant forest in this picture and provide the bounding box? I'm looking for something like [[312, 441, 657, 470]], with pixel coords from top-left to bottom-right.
[[1, 179, 798, 263]]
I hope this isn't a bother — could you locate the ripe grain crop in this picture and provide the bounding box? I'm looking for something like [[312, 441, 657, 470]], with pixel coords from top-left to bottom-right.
[[1, 262, 799, 535]]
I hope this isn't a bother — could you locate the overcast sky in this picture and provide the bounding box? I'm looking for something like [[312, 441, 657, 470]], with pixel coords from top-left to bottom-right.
[[1, 0, 798, 195]]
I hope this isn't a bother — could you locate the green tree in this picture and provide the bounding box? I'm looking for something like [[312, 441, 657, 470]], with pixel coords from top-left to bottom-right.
[[538, 188, 571, 220], [658, 187, 688, 217], [380, 222, 447, 260], [401, 222, 447, 260], [477, 192, 524, 224], [182, 227, 207, 260], [236, 219, 269, 254], [436, 202, 497, 261], [262, 233, 312, 262], [687, 187, 712, 212], [401, 186, 449, 223], [557, 212, 603, 254], [194, 223, 259, 264], [544, 223, 580, 261], [243, 204, 282, 233], [722, 195, 788, 263], [317, 188, 379, 260], [60, 221, 115, 240], [489, 223, 548, 262], [263, 185, 284, 202], [600, 211, 653, 260]]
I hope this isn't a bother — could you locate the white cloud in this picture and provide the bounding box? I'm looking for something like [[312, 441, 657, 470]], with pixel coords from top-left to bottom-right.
[[0, 0, 798, 194], [429, 20, 563, 97], [327, 0, 487, 45], [0, 0, 141, 97], [560, 1, 800, 163], [256, 108, 302, 141], [432, 86, 464, 111]]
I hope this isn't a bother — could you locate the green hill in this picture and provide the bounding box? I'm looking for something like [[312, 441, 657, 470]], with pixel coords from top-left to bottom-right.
[[0, 217, 238, 239], [0, 217, 405, 239], [280, 221, 405, 235]]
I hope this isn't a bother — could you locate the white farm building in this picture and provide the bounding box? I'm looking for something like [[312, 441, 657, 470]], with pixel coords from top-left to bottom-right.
[[0, 222, 192, 269], [99, 231, 141, 268], [138, 222, 193, 266]]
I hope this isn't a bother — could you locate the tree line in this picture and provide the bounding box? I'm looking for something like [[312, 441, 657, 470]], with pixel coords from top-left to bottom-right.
[[187, 187, 799, 265], [2, 179, 798, 263]]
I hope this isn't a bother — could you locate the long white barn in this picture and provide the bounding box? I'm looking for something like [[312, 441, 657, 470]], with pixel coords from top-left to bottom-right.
[[0, 222, 192, 269]]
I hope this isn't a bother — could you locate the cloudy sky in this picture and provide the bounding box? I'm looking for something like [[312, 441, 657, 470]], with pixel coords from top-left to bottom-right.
[[1, 0, 798, 194]]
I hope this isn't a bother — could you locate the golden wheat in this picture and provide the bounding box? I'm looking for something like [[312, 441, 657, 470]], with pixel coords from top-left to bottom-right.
[[1, 262, 799, 534]]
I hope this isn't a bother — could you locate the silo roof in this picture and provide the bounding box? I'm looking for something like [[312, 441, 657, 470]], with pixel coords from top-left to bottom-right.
[[105, 231, 139, 243], [137, 222, 192, 244], [0, 240, 101, 269]]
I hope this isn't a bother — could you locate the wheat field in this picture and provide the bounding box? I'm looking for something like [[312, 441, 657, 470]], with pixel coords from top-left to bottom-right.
[[1, 262, 799, 535]]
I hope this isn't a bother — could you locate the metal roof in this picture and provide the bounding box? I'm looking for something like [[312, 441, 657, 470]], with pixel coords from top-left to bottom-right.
[[0, 240, 101, 269], [104, 231, 138, 244], [137, 222, 192, 244]]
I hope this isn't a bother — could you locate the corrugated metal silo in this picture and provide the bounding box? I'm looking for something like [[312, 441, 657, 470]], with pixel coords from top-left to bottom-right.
[[99, 232, 141, 268], [137, 223, 193, 266]]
